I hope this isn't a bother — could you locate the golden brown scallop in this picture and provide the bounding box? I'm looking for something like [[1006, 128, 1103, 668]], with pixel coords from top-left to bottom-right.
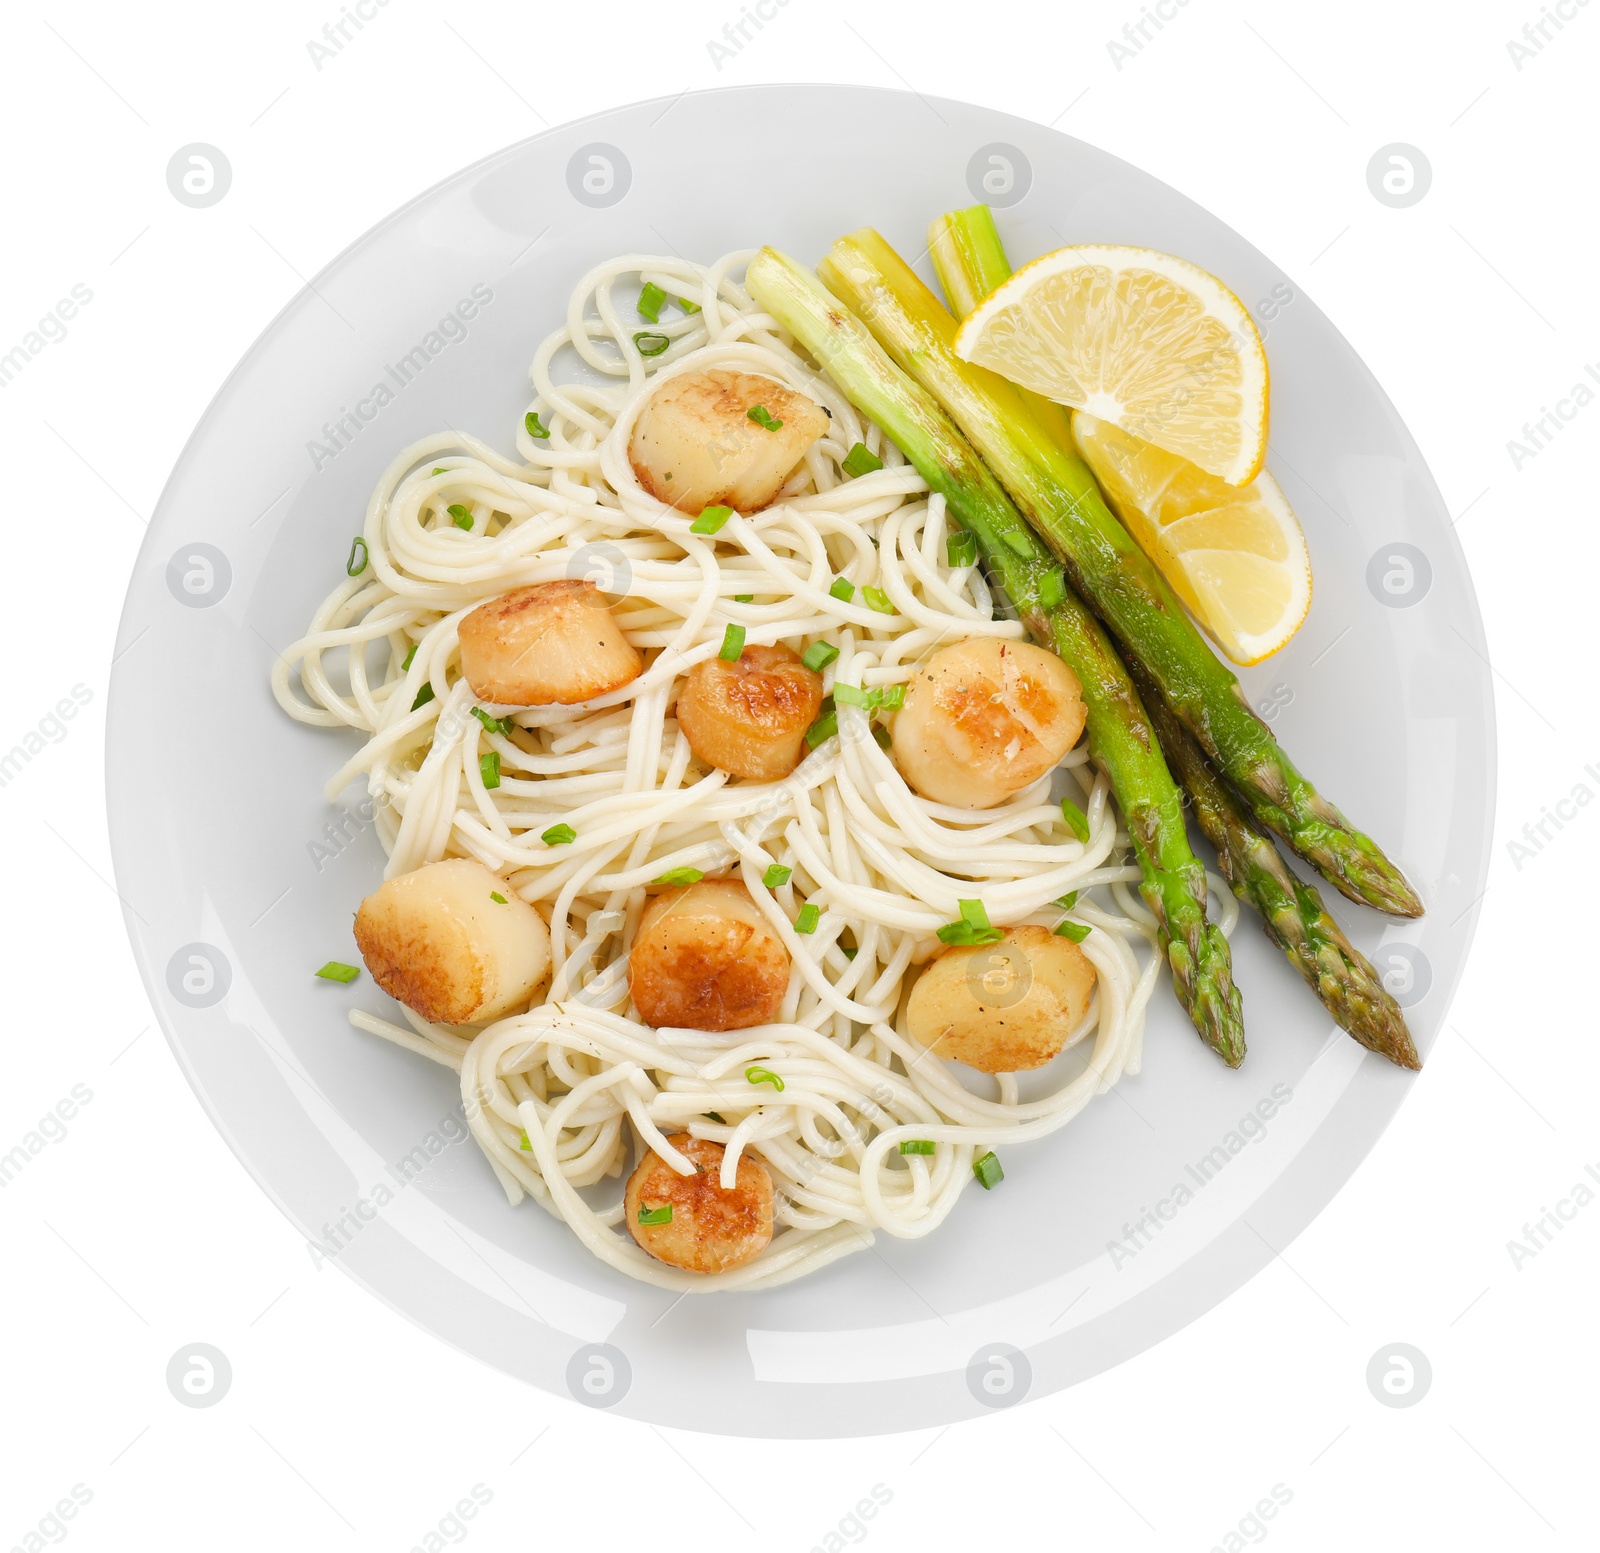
[[629, 369, 830, 513], [675, 643, 825, 781], [353, 857, 551, 1024], [458, 580, 642, 706], [628, 880, 790, 1031], [625, 1134, 774, 1274], [904, 925, 1096, 1073], [890, 639, 1086, 808]]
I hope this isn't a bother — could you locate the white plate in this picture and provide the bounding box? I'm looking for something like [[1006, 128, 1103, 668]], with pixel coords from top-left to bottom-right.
[[107, 85, 1494, 1436]]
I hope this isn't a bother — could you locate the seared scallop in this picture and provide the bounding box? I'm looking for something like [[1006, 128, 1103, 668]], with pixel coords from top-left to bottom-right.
[[629, 369, 830, 513], [625, 1134, 774, 1274], [353, 857, 550, 1024], [675, 643, 825, 781], [905, 925, 1096, 1073], [628, 880, 790, 1031], [891, 639, 1085, 808], [458, 580, 642, 706]]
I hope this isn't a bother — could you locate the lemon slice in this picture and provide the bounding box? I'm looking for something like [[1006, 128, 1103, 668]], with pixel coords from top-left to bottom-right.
[[1071, 413, 1310, 665], [954, 244, 1269, 485]]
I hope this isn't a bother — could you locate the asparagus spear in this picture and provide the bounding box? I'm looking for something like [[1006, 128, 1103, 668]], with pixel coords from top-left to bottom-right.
[[848, 212, 1420, 921], [1135, 665, 1419, 1068], [745, 248, 1244, 1065]]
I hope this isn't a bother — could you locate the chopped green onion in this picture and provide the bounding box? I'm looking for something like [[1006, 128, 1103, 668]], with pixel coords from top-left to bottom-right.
[[677, 296, 701, 314], [637, 281, 667, 323], [841, 442, 884, 478], [691, 505, 734, 534], [1039, 569, 1067, 609], [1003, 531, 1033, 558], [472, 706, 513, 735], [733, 593, 754, 603], [703, 1111, 726, 1124], [946, 530, 978, 568], [861, 585, 894, 614], [490, 891, 508, 904], [654, 867, 704, 886], [401, 644, 418, 671], [1061, 799, 1090, 843], [411, 683, 436, 711], [519, 1131, 532, 1150], [794, 903, 820, 934], [829, 576, 856, 602], [804, 708, 838, 748], [448, 504, 474, 531], [841, 945, 858, 960], [636, 1204, 673, 1225], [879, 684, 905, 711], [899, 1139, 936, 1156], [747, 404, 783, 431], [1053, 891, 1079, 910], [633, 331, 670, 357], [479, 751, 500, 789], [524, 411, 550, 439], [541, 823, 577, 846], [1055, 919, 1092, 943], [872, 723, 892, 749], [762, 864, 792, 888], [973, 1151, 1004, 1190], [431, 467, 448, 475], [346, 536, 368, 576], [833, 683, 874, 708], [718, 623, 746, 661], [745, 1065, 785, 1090], [800, 640, 839, 672], [315, 961, 360, 983], [936, 898, 1004, 947]]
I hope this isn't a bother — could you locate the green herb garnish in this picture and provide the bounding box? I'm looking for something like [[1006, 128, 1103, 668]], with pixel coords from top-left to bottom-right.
[[677, 296, 701, 314], [411, 683, 436, 711], [633, 331, 670, 357], [973, 1151, 1004, 1190], [448, 504, 474, 531], [833, 683, 873, 708], [637, 281, 667, 323], [899, 1139, 936, 1156], [719, 623, 746, 661], [1060, 799, 1090, 843], [936, 899, 1004, 947], [800, 641, 839, 672], [745, 1065, 785, 1090], [654, 867, 704, 886], [315, 961, 360, 983], [479, 751, 500, 788], [841, 442, 883, 478], [691, 505, 734, 534], [472, 706, 513, 735], [401, 644, 418, 671], [636, 1204, 673, 1225], [1053, 891, 1079, 910], [346, 536, 368, 576], [490, 891, 509, 904], [794, 903, 820, 934], [879, 684, 905, 711], [829, 576, 856, 603], [861, 586, 893, 614], [1039, 570, 1066, 609], [804, 707, 838, 748], [1054, 919, 1092, 943], [733, 593, 754, 603], [524, 411, 550, 439], [541, 823, 576, 846], [747, 404, 783, 431], [946, 530, 978, 568], [762, 864, 792, 889]]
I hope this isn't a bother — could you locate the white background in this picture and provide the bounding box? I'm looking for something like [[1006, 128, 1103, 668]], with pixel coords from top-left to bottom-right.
[[2, 1, 1595, 1548]]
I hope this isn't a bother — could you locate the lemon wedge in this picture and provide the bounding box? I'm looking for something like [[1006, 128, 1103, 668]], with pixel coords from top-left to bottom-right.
[[1071, 412, 1310, 665], [953, 244, 1270, 485]]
